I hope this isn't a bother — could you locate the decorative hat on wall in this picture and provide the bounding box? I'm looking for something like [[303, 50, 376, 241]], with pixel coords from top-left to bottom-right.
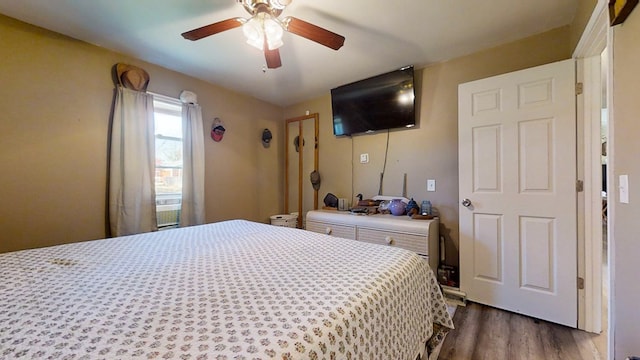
[[211, 118, 226, 142], [115, 63, 150, 92], [310, 170, 321, 190], [179, 90, 198, 104]]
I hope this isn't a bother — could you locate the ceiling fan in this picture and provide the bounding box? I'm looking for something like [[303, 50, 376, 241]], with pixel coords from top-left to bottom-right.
[[181, 0, 345, 69]]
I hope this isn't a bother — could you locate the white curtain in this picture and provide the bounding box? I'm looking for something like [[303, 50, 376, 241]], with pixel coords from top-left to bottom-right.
[[180, 103, 205, 226], [109, 86, 157, 236]]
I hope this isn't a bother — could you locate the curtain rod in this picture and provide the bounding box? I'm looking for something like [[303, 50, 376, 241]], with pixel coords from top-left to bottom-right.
[[148, 91, 181, 104]]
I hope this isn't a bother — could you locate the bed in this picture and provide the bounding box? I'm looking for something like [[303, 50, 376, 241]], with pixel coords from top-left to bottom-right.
[[0, 220, 453, 359]]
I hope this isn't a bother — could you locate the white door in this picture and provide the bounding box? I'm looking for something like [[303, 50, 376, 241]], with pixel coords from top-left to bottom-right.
[[458, 59, 577, 327]]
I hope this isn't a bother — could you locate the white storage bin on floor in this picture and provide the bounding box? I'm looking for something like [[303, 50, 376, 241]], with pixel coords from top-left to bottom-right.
[[270, 214, 298, 227]]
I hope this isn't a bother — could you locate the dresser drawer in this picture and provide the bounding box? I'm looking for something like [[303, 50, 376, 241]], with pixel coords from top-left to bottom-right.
[[357, 227, 429, 256], [306, 210, 439, 270], [306, 220, 356, 240]]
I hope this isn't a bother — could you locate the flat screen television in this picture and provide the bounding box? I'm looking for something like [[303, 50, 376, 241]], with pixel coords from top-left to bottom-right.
[[331, 66, 415, 136]]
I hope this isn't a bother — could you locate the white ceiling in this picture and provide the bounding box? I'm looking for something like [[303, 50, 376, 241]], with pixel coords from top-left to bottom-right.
[[0, 0, 578, 106]]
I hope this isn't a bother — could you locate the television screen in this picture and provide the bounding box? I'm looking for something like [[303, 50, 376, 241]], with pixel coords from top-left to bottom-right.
[[331, 66, 415, 136]]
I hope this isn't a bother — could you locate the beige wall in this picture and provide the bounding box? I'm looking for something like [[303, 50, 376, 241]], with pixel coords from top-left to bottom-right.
[[611, 7, 640, 358], [0, 14, 284, 253], [285, 27, 572, 266], [570, 0, 599, 51]]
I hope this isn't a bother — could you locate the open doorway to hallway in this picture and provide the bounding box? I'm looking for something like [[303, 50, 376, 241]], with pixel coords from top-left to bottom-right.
[[594, 46, 609, 359]]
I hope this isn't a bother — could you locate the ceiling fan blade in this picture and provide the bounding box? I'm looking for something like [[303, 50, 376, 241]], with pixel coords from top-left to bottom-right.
[[182, 18, 245, 41], [283, 16, 345, 50], [265, 47, 282, 69]]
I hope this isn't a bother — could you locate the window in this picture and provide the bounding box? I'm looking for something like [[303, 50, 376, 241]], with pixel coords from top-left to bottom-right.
[[153, 96, 183, 229]]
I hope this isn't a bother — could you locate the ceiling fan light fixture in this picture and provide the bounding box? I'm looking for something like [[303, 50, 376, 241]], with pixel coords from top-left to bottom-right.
[[242, 13, 284, 51], [263, 17, 284, 49], [269, 0, 292, 10], [183, 0, 343, 69], [267, 36, 283, 50], [246, 36, 265, 50], [242, 17, 264, 49]]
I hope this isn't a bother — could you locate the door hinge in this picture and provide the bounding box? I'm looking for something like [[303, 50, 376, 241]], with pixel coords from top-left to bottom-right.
[[576, 82, 584, 95], [576, 180, 584, 192], [577, 277, 585, 290]]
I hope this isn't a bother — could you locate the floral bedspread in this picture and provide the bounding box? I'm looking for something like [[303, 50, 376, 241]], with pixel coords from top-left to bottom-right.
[[0, 220, 453, 359]]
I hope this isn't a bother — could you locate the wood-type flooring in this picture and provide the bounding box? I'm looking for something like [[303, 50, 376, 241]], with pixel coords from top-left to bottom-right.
[[438, 302, 603, 360]]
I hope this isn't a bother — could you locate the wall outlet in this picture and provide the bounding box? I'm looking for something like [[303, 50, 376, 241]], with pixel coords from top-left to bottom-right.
[[427, 179, 436, 192], [360, 153, 369, 164]]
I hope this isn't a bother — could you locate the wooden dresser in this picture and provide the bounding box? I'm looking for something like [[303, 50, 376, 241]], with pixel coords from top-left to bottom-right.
[[306, 210, 439, 270]]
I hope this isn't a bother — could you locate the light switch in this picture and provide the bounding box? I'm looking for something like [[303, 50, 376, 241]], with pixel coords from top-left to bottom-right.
[[619, 174, 629, 204], [427, 179, 436, 192], [360, 153, 369, 164]]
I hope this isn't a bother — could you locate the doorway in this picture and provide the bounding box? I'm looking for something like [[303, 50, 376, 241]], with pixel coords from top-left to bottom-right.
[[581, 47, 610, 358], [285, 113, 319, 228], [572, 1, 610, 357]]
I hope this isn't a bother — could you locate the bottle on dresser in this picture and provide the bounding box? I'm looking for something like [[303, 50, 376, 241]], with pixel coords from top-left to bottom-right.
[[420, 200, 432, 216]]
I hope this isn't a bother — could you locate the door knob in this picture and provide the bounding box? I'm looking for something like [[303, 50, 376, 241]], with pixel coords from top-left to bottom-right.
[[461, 198, 472, 207]]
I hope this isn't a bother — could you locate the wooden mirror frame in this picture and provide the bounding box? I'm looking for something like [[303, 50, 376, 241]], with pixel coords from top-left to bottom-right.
[[285, 113, 319, 228]]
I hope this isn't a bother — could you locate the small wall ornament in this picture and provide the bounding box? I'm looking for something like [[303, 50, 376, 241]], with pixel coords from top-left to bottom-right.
[[262, 128, 272, 147], [211, 118, 225, 142]]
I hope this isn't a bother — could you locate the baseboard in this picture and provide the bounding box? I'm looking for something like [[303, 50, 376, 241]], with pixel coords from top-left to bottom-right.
[[442, 285, 467, 306]]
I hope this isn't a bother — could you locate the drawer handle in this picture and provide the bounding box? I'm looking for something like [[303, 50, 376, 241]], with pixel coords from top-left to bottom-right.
[[385, 236, 394, 245], [325, 227, 332, 235]]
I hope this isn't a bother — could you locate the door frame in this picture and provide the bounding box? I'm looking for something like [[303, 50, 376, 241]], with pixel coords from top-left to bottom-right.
[[573, 0, 610, 337], [284, 113, 319, 228]]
